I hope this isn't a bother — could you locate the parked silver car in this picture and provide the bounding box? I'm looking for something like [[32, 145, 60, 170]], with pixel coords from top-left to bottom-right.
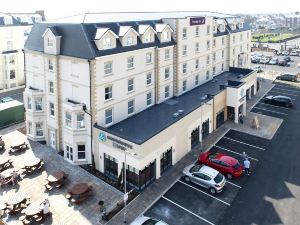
[[182, 164, 226, 194], [130, 216, 169, 225]]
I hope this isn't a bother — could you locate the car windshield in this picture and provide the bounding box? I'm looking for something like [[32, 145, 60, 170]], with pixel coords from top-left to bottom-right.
[[190, 165, 202, 173], [208, 153, 218, 160], [233, 162, 241, 169], [214, 173, 223, 183], [142, 219, 159, 225]]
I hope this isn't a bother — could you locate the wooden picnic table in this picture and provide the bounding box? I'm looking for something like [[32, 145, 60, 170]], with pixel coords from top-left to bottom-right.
[[24, 158, 41, 168], [0, 157, 11, 166], [24, 202, 42, 216], [9, 142, 28, 154], [1, 168, 16, 179], [67, 182, 92, 204], [47, 171, 67, 183], [5, 191, 27, 206]]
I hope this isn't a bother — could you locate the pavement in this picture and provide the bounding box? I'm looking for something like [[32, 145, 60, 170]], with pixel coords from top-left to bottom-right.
[[106, 76, 283, 225], [0, 131, 123, 225]]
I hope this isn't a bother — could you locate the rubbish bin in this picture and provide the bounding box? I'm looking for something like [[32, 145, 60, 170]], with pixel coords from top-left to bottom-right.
[[98, 200, 105, 212]]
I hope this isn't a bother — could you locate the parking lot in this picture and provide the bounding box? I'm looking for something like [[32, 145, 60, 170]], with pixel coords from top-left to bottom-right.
[[251, 82, 300, 119], [143, 129, 270, 225]]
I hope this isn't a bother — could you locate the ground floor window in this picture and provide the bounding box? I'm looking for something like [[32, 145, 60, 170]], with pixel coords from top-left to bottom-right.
[[28, 122, 32, 135], [216, 109, 225, 128], [77, 144, 86, 160], [191, 127, 200, 148], [160, 148, 172, 175], [35, 122, 43, 137], [104, 153, 118, 179], [66, 145, 73, 161], [126, 164, 139, 189]]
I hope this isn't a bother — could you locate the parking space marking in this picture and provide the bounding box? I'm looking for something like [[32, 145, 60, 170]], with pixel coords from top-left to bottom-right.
[[178, 180, 231, 206], [252, 107, 288, 115], [273, 87, 300, 93], [256, 102, 291, 110], [226, 181, 242, 189], [223, 136, 266, 151], [161, 196, 215, 225], [269, 90, 299, 97], [214, 145, 258, 161]]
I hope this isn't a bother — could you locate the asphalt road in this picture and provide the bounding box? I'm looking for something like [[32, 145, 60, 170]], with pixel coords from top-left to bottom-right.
[[0, 88, 24, 103], [222, 81, 300, 225]]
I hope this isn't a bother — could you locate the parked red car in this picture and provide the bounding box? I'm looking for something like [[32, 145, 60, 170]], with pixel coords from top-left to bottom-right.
[[198, 151, 244, 179]]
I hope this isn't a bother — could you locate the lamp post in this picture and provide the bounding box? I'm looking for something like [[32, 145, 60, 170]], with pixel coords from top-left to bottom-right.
[[123, 150, 136, 224]]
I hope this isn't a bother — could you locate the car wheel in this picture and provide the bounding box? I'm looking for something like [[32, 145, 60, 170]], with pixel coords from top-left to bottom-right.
[[226, 173, 233, 179], [209, 188, 217, 194], [184, 176, 190, 182]]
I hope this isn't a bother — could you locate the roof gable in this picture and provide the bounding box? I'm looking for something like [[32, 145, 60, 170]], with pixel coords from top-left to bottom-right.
[[94, 28, 118, 40], [119, 26, 139, 37]]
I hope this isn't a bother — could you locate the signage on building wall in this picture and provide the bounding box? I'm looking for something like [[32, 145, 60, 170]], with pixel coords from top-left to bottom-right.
[[107, 136, 133, 150], [190, 17, 206, 26], [99, 132, 106, 142]]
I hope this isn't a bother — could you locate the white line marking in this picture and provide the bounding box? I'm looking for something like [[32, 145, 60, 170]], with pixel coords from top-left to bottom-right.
[[178, 180, 230, 206], [214, 145, 258, 161], [256, 102, 290, 110], [226, 181, 242, 189], [273, 87, 300, 93], [162, 196, 216, 225], [223, 136, 266, 151], [269, 90, 299, 97], [249, 84, 275, 111], [252, 107, 288, 115]]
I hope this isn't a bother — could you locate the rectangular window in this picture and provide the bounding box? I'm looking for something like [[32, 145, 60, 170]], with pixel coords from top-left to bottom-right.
[[195, 43, 199, 53], [47, 38, 53, 47], [49, 102, 55, 117], [9, 70, 15, 79], [207, 25, 210, 35], [213, 66, 216, 75], [222, 50, 225, 59], [195, 59, 199, 70], [78, 145, 86, 160], [65, 112, 72, 128], [145, 33, 152, 43], [35, 97, 43, 111], [104, 153, 118, 178], [182, 45, 187, 56], [206, 55, 210, 65], [222, 37, 225, 45], [66, 145, 73, 161], [165, 67, 170, 79], [28, 122, 32, 135], [126, 36, 133, 46], [165, 86, 170, 98], [207, 40, 210, 50], [105, 108, 113, 125], [195, 26, 199, 37], [146, 92, 152, 106], [128, 100, 135, 115], [163, 31, 169, 41], [9, 55, 15, 65], [35, 122, 43, 137], [165, 49, 170, 60], [213, 39, 216, 48], [222, 63, 224, 71], [128, 78, 134, 92], [27, 97, 32, 110], [146, 53, 152, 64], [48, 59, 54, 71], [77, 113, 85, 129], [127, 57, 134, 69], [195, 75, 199, 85], [105, 86, 112, 100], [49, 81, 54, 94], [146, 72, 152, 85], [213, 26, 216, 32], [206, 70, 210, 80], [182, 28, 187, 39], [104, 62, 113, 75], [7, 41, 13, 50], [182, 63, 187, 74], [213, 53, 216, 62], [182, 80, 187, 92], [233, 36, 236, 44], [103, 38, 112, 49]]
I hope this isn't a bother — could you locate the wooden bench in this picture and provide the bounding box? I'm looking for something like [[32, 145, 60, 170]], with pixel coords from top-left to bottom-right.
[[9, 142, 28, 154]]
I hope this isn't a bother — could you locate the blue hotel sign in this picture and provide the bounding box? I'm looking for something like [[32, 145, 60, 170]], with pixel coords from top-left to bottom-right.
[[190, 17, 206, 26]]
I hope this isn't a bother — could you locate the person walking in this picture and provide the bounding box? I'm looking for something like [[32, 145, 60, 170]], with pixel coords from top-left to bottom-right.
[[244, 158, 251, 175], [241, 152, 248, 161]]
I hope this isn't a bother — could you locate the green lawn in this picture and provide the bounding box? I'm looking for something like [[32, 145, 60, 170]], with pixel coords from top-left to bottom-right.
[[252, 33, 294, 43]]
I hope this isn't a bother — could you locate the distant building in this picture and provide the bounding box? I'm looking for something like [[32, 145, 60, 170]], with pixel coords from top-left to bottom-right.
[[286, 12, 300, 29], [0, 11, 44, 92]]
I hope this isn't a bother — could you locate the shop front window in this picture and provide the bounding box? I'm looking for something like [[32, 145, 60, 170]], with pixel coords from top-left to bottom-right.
[[104, 153, 118, 179]]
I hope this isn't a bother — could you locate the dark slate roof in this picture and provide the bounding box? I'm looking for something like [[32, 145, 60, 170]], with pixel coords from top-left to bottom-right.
[[95, 68, 254, 145], [225, 23, 251, 34], [48, 26, 61, 37], [25, 21, 176, 60]]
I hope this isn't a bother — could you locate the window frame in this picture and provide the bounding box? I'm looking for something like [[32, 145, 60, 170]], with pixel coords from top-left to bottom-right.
[[104, 85, 113, 101], [128, 78, 134, 92], [182, 27, 187, 39], [127, 57, 134, 69], [128, 99, 135, 115], [182, 63, 187, 75], [105, 108, 113, 125], [146, 72, 152, 85], [146, 92, 152, 106], [165, 85, 170, 98], [104, 61, 113, 75], [35, 122, 44, 137], [65, 111, 72, 129], [76, 113, 85, 129], [77, 144, 86, 160], [49, 102, 55, 118]]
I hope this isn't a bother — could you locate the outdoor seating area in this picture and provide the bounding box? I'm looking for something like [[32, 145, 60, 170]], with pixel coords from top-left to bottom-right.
[[0, 130, 123, 225], [8, 142, 29, 155]]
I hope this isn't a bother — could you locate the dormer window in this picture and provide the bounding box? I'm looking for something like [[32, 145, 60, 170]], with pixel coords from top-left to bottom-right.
[[239, 23, 244, 29], [126, 36, 134, 46], [47, 37, 53, 48], [163, 31, 169, 41], [145, 33, 152, 43], [103, 38, 112, 49]]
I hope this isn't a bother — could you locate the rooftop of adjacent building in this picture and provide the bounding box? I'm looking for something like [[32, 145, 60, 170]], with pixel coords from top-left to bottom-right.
[[47, 11, 240, 24], [95, 67, 254, 145], [0, 11, 44, 27]]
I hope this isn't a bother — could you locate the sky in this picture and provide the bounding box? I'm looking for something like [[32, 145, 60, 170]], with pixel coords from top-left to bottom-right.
[[0, 0, 298, 20]]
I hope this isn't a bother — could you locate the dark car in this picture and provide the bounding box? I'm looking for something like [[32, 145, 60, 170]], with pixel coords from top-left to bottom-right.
[[283, 56, 291, 62], [264, 95, 293, 107], [278, 60, 289, 66], [276, 74, 298, 82]]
